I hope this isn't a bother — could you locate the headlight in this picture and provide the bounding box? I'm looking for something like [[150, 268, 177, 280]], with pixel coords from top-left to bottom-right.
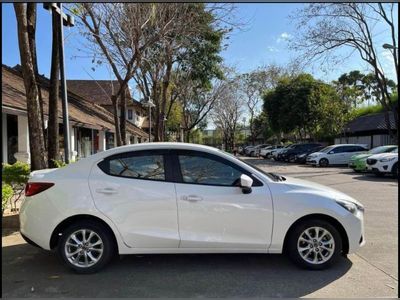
[[336, 199, 364, 214], [379, 157, 396, 162]]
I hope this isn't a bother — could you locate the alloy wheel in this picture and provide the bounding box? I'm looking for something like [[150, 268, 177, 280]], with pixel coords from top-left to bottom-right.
[[64, 229, 104, 268], [297, 226, 335, 265]]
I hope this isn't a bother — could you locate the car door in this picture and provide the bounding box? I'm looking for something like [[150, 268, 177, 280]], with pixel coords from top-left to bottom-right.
[[173, 150, 273, 250], [327, 146, 346, 164], [88, 150, 180, 249]]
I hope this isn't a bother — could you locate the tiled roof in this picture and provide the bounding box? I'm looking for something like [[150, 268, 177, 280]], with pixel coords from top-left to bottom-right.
[[2, 65, 149, 138], [345, 111, 397, 133], [67, 80, 144, 111]]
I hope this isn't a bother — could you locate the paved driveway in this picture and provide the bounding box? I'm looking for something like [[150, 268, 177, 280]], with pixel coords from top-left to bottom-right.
[[2, 157, 398, 297]]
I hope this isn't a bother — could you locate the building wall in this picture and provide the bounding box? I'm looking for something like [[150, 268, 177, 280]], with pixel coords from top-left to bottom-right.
[[334, 134, 393, 148]]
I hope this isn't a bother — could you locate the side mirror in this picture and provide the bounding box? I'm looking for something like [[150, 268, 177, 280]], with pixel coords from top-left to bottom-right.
[[240, 174, 253, 194]]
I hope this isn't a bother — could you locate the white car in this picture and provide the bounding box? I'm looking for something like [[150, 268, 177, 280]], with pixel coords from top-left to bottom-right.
[[307, 144, 368, 167], [260, 145, 284, 158], [20, 143, 365, 273], [366, 148, 398, 177]]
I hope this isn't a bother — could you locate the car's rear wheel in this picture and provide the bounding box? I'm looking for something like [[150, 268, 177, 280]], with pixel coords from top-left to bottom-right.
[[319, 158, 329, 167], [286, 219, 342, 270], [58, 221, 115, 274]]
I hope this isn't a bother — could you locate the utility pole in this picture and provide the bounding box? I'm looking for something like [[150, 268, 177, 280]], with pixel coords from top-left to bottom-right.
[[43, 3, 74, 163]]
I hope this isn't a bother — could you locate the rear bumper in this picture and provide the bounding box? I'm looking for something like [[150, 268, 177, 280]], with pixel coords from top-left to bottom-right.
[[20, 232, 43, 249]]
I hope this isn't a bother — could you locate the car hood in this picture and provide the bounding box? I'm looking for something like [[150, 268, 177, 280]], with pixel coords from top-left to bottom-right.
[[281, 175, 362, 206], [368, 152, 398, 160], [351, 153, 370, 161], [308, 151, 324, 157]]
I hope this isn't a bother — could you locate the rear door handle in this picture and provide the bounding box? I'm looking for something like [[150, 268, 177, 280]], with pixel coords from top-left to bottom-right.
[[96, 187, 118, 195], [181, 195, 203, 202]]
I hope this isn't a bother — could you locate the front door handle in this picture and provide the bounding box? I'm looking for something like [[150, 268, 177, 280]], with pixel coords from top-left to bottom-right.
[[96, 187, 118, 195], [181, 195, 203, 202]]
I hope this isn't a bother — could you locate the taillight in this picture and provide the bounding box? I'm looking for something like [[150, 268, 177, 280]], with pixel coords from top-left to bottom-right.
[[25, 182, 54, 197]]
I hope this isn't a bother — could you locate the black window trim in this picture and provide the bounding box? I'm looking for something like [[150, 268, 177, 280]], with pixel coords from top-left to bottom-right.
[[171, 149, 263, 187], [97, 149, 172, 183]]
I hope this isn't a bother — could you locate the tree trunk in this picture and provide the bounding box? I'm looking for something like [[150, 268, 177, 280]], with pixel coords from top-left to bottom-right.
[[27, 3, 47, 152], [48, 9, 60, 168], [14, 3, 47, 170], [111, 95, 122, 146], [119, 85, 127, 145]]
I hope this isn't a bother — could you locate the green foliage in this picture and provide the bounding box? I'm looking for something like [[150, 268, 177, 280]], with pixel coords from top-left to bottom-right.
[[351, 93, 398, 118], [2, 161, 30, 187], [263, 73, 350, 140], [2, 184, 13, 213], [52, 159, 67, 168]]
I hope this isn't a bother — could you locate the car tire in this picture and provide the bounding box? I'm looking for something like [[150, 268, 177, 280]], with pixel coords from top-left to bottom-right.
[[286, 219, 342, 270], [289, 154, 296, 163], [319, 158, 329, 167], [250, 151, 255, 157], [392, 163, 398, 178], [58, 220, 116, 274]]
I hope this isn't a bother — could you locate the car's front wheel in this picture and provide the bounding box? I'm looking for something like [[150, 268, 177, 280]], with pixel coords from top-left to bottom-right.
[[58, 220, 116, 274], [319, 158, 329, 167], [286, 219, 342, 270], [392, 163, 398, 178]]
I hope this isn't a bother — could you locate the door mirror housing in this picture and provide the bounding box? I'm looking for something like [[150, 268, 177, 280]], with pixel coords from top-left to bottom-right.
[[240, 174, 253, 194]]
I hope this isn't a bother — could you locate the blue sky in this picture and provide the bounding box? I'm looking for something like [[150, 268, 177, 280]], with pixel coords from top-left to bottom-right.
[[2, 3, 397, 84]]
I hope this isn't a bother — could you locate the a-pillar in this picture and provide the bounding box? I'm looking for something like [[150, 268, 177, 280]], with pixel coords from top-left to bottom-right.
[[14, 115, 30, 163], [98, 130, 106, 152]]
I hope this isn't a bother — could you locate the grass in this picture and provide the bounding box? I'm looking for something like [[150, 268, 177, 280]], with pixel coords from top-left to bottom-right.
[[352, 93, 398, 118]]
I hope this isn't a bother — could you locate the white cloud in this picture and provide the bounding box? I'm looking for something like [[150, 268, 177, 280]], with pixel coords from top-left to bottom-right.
[[276, 32, 292, 43], [267, 46, 278, 52]]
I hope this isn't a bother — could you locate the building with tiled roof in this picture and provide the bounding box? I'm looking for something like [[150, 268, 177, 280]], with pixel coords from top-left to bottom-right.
[[2, 64, 150, 164]]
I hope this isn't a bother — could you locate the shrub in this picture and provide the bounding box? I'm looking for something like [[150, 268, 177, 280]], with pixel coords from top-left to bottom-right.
[[52, 159, 67, 168], [2, 184, 13, 215], [2, 161, 31, 212]]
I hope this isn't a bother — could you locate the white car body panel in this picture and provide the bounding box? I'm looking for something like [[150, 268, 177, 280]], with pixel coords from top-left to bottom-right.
[[307, 144, 368, 166], [19, 143, 365, 257], [366, 152, 398, 174], [175, 182, 273, 249]]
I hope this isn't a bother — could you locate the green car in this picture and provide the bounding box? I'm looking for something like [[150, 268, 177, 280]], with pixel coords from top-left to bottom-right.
[[349, 145, 398, 172]]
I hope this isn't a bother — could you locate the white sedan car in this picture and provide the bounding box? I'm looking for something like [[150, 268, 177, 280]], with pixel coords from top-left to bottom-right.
[[20, 143, 365, 273], [307, 144, 368, 167], [366, 148, 398, 177]]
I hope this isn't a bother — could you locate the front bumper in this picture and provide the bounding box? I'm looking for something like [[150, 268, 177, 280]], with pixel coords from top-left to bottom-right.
[[349, 160, 367, 171], [366, 163, 391, 173]]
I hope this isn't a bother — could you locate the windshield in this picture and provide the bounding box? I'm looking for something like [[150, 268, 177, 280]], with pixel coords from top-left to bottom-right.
[[369, 146, 397, 154], [391, 148, 398, 153], [319, 146, 335, 153], [237, 157, 285, 182]]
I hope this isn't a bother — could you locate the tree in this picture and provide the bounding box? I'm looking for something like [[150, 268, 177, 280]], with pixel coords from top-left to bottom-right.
[[291, 3, 398, 141], [133, 4, 227, 141], [74, 3, 178, 145], [14, 3, 47, 170], [212, 76, 244, 152], [263, 74, 349, 141], [48, 7, 61, 168]]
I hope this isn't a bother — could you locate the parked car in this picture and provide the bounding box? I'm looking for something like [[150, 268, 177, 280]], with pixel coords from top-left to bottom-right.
[[366, 148, 398, 177], [260, 145, 284, 159], [280, 143, 322, 162], [243, 146, 254, 156], [247, 144, 269, 157], [306, 144, 369, 167], [21, 142, 365, 273], [272, 144, 295, 161], [295, 146, 326, 164], [349, 145, 398, 173]]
